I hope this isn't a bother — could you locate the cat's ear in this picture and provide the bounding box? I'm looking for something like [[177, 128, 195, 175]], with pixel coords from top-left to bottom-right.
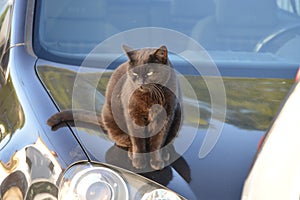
[[122, 44, 135, 62], [153, 45, 168, 64]]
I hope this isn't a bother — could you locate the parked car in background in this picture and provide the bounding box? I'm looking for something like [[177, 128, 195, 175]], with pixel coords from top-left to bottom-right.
[[0, 0, 299, 199], [242, 77, 300, 200]]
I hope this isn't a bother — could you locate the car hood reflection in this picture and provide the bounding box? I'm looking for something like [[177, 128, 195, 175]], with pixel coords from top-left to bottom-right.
[[36, 63, 293, 200], [0, 137, 61, 199]]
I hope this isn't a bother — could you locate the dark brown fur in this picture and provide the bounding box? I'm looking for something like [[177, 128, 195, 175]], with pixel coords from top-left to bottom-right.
[[47, 45, 182, 170]]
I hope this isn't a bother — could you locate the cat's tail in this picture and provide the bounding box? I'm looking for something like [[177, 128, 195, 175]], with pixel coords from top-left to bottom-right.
[[47, 109, 104, 131]]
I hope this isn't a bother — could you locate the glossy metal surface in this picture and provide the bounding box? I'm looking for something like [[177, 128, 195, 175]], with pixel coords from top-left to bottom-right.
[[36, 61, 293, 199], [0, 0, 87, 199]]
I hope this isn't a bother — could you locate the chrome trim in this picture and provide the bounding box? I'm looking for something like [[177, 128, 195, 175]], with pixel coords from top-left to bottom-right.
[[25, 0, 36, 57], [9, 42, 26, 49]]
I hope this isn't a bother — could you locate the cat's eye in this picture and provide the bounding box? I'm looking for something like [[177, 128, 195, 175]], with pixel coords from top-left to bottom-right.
[[132, 72, 138, 76], [147, 71, 153, 76]]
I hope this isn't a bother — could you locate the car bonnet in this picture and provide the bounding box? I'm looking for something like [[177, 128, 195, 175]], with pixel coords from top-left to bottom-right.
[[36, 59, 293, 200]]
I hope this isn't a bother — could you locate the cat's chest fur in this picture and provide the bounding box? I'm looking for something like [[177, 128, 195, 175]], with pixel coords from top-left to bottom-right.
[[129, 90, 156, 108], [126, 89, 156, 126]]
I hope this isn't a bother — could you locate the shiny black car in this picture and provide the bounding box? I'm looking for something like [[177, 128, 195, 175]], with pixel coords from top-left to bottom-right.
[[0, 0, 299, 199]]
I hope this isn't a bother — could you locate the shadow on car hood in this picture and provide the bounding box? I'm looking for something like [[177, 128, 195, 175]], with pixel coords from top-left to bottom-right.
[[36, 61, 293, 200]]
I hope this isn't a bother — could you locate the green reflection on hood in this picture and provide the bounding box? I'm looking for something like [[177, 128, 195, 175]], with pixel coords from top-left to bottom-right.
[[37, 65, 293, 131]]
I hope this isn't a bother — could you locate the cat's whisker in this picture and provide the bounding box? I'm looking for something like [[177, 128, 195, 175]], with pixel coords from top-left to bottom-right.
[[155, 84, 165, 104], [149, 84, 165, 105]]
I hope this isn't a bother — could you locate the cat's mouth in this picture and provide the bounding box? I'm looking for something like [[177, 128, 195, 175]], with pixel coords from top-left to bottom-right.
[[138, 85, 149, 92]]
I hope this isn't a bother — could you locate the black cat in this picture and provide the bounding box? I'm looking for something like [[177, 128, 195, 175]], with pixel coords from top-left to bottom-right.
[[47, 45, 182, 170]]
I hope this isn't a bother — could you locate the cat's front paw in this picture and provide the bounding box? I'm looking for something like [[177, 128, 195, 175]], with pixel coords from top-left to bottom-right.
[[150, 151, 166, 170], [150, 157, 165, 170], [131, 154, 147, 169], [162, 148, 170, 161]]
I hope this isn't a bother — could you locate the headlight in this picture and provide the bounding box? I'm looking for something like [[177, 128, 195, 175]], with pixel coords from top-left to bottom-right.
[[58, 162, 185, 200]]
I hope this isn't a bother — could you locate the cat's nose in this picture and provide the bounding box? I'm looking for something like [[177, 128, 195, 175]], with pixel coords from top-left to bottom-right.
[[138, 78, 146, 85], [137, 82, 143, 86]]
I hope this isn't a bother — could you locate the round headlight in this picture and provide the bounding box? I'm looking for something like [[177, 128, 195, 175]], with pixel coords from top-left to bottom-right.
[[76, 173, 113, 200], [59, 162, 186, 200], [59, 165, 128, 200]]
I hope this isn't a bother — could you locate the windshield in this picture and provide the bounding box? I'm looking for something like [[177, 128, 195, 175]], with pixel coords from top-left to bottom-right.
[[33, 0, 300, 65]]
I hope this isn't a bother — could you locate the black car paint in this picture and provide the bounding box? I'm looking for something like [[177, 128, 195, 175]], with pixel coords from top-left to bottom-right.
[[0, 0, 296, 199], [35, 60, 293, 199], [0, 0, 87, 198]]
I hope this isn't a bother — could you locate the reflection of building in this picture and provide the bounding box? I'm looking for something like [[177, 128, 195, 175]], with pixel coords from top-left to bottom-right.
[[0, 137, 62, 200]]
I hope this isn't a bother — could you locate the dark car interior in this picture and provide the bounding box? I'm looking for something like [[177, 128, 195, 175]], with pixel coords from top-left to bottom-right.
[[35, 0, 300, 55]]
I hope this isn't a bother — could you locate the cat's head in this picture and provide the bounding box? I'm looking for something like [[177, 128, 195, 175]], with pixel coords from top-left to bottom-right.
[[123, 45, 172, 89]]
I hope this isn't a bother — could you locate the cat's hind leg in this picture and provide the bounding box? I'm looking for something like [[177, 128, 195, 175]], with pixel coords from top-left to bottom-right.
[[102, 115, 131, 148]]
